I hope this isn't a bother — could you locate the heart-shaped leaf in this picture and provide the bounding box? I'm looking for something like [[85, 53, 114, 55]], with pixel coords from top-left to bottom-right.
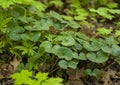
[[58, 60, 68, 69], [11, 6, 26, 18], [73, 43, 82, 51], [87, 51, 108, 63], [24, 18, 53, 31], [61, 36, 75, 46], [52, 45, 73, 60], [78, 52, 87, 60], [40, 41, 52, 53], [83, 41, 100, 51], [9, 26, 25, 41], [21, 32, 41, 42], [112, 44, 120, 56], [68, 60, 78, 69], [101, 45, 112, 54], [73, 52, 79, 59]]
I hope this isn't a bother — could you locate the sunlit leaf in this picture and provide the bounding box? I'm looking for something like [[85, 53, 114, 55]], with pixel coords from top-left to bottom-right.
[[11, 70, 32, 85], [0, 0, 14, 8], [97, 28, 112, 35]]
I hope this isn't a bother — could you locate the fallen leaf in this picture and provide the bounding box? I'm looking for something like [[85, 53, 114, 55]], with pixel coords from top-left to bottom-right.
[[10, 57, 21, 71]]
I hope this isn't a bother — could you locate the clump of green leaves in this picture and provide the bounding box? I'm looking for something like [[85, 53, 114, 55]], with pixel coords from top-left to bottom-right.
[[0, 0, 46, 11], [83, 69, 101, 79], [97, 28, 112, 35], [11, 70, 63, 85], [90, 7, 120, 20], [0, 0, 120, 79]]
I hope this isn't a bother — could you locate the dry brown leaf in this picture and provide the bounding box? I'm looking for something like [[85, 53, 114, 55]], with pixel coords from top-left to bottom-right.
[[1, 64, 14, 77], [67, 69, 84, 85], [10, 57, 21, 71], [102, 69, 118, 85]]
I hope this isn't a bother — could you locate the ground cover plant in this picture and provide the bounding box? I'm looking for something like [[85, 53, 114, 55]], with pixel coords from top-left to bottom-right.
[[0, 0, 120, 85]]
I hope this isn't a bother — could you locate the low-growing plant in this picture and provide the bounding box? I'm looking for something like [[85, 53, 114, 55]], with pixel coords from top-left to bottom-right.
[[0, 0, 120, 84], [11, 70, 63, 85], [96, 27, 112, 35], [83, 69, 101, 79], [90, 7, 120, 20]]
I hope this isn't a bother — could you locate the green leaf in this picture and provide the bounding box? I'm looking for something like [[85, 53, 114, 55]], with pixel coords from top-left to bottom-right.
[[87, 51, 108, 63], [15, 42, 38, 56], [96, 51, 109, 63], [101, 45, 112, 54], [112, 44, 120, 56], [76, 32, 89, 40], [0, 0, 14, 8], [73, 52, 79, 59], [68, 21, 80, 29], [90, 7, 114, 20], [11, 70, 32, 85], [50, 11, 63, 21], [75, 38, 86, 44], [97, 28, 112, 35], [91, 40, 101, 51], [78, 52, 87, 60], [83, 69, 92, 75], [54, 22, 67, 30], [83, 41, 101, 51], [84, 69, 101, 78], [11, 5, 26, 18], [68, 60, 78, 69], [52, 45, 73, 60], [11, 69, 63, 85], [0, 17, 12, 28], [9, 26, 25, 41], [115, 30, 120, 37], [0, 16, 12, 33], [31, 1, 46, 11], [21, 32, 41, 42], [105, 36, 117, 45], [61, 36, 75, 46], [30, 53, 42, 69], [92, 69, 101, 78], [40, 41, 52, 53], [58, 60, 68, 69], [74, 15, 86, 21], [42, 78, 63, 85], [49, 0, 63, 7], [35, 72, 48, 82], [106, 3, 118, 8], [116, 22, 120, 30], [74, 8, 88, 20], [24, 18, 53, 31], [61, 15, 73, 21], [74, 43, 82, 51], [16, 63, 25, 71], [115, 57, 120, 64]]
